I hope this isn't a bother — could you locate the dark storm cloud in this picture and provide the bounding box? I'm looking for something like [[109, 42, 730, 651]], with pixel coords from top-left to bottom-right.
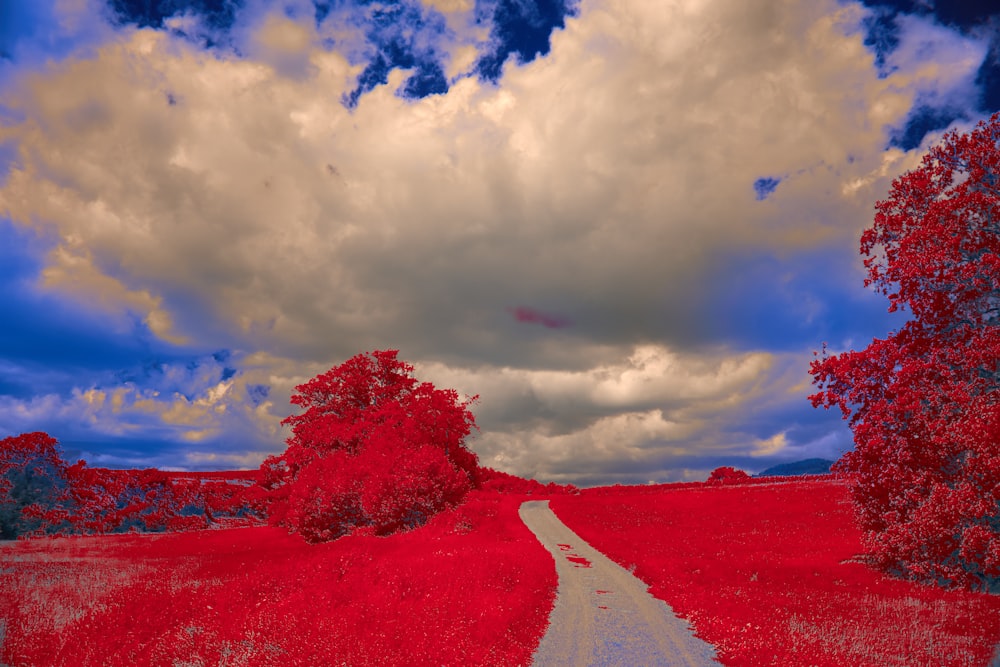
[[508, 306, 573, 329]]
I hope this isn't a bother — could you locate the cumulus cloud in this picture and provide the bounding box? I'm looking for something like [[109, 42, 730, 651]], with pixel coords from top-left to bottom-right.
[[247, 13, 316, 80], [41, 243, 187, 344], [0, 0, 932, 361], [0, 0, 991, 481], [0, 349, 312, 469], [886, 11, 986, 103], [413, 345, 809, 483]]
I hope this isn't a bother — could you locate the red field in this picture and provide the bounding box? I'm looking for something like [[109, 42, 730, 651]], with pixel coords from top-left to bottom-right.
[[3, 477, 1000, 666], [0, 491, 555, 667], [550, 478, 1000, 666]]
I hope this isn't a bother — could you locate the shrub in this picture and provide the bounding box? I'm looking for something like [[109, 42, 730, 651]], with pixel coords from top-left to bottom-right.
[[476, 467, 577, 495], [706, 466, 752, 486]]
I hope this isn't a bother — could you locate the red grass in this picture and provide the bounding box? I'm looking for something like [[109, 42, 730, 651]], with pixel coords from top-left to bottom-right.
[[0, 491, 555, 667], [7, 474, 999, 666], [549, 478, 1000, 666]]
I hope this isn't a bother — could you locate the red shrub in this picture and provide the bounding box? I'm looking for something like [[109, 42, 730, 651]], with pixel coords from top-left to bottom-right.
[[476, 466, 577, 495], [359, 438, 473, 536], [706, 466, 751, 485], [283, 452, 367, 542]]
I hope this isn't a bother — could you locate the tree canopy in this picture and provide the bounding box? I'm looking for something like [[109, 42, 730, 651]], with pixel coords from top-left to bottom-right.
[[811, 114, 1000, 591], [261, 349, 481, 542]]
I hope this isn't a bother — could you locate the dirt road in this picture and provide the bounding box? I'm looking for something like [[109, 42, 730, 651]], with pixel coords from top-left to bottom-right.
[[519, 500, 719, 666]]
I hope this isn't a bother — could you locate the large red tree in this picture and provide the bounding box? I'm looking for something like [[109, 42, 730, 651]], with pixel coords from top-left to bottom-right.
[[0, 432, 72, 538], [261, 349, 481, 542], [811, 114, 1000, 591]]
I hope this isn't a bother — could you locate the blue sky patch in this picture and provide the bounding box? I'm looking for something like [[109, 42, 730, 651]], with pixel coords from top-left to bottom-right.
[[860, 8, 900, 78], [753, 177, 780, 201], [887, 104, 965, 151], [475, 0, 578, 82], [107, 0, 243, 31]]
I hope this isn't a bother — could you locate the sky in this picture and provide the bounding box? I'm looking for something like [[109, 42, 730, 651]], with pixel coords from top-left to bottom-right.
[[0, 0, 997, 485]]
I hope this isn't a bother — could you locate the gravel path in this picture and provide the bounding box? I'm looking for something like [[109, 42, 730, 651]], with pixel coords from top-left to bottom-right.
[[520, 500, 720, 667]]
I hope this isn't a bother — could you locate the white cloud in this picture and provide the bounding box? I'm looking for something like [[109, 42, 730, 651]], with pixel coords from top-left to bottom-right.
[[0, 353, 297, 469], [247, 13, 317, 79], [750, 431, 788, 458], [420, 0, 474, 13], [886, 11, 987, 110], [415, 344, 805, 482], [41, 243, 187, 344]]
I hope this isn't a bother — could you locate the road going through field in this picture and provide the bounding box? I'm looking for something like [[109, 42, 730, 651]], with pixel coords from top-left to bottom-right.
[[519, 500, 719, 666]]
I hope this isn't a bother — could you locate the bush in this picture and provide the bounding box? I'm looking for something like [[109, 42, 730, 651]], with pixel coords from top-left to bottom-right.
[[706, 467, 752, 486], [476, 467, 577, 495]]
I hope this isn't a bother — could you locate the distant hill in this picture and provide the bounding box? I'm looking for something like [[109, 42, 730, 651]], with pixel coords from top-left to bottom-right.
[[755, 458, 834, 477]]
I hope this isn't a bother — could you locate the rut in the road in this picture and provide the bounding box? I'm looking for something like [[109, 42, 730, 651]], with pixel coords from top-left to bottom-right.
[[520, 500, 719, 667]]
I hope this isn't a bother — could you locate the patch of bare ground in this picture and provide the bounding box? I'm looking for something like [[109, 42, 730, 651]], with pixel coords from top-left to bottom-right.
[[520, 500, 719, 666]]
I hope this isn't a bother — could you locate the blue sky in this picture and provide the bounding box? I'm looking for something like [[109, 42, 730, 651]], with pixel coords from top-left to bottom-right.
[[0, 0, 996, 484]]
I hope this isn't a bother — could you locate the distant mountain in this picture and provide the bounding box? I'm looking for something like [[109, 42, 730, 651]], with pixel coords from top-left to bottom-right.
[[755, 458, 834, 477]]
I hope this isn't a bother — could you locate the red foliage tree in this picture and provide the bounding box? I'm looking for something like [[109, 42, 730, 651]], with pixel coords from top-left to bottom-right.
[[0, 432, 73, 538], [261, 349, 481, 543], [706, 466, 752, 486], [811, 114, 1000, 591]]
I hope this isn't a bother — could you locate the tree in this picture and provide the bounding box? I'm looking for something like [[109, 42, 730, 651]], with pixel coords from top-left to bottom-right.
[[811, 113, 1000, 591], [261, 349, 481, 543], [0, 432, 72, 539]]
